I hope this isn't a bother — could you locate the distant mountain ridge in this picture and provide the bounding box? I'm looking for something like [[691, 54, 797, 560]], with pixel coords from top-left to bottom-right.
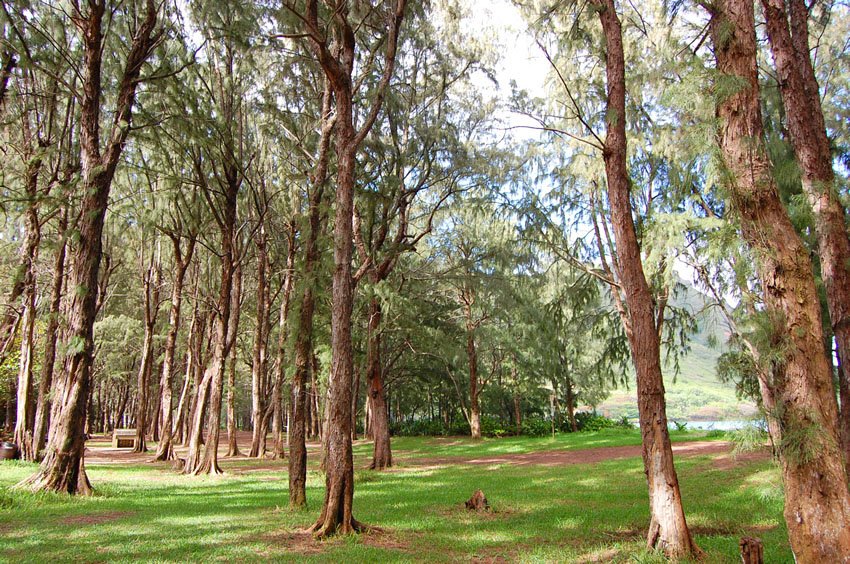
[[597, 277, 757, 421]]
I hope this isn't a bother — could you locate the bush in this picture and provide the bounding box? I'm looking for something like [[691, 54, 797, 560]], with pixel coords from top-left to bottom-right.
[[521, 418, 551, 437], [574, 411, 616, 432], [480, 416, 510, 438]]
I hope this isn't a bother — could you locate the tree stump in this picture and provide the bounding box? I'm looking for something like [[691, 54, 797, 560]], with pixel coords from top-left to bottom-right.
[[464, 489, 490, 511], [739, 536, 764, 564]]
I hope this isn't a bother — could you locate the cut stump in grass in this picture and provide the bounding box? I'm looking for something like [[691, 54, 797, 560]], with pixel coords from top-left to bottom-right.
[[739, 536, 764, 564], [464, 489, 490, 512]]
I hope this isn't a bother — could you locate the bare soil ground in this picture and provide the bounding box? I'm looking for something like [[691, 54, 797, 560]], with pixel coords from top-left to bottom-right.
[[82, 432, 770, 471], [403, 441, 770, 468]]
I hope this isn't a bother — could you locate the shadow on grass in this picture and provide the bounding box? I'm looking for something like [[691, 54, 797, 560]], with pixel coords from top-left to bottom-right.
[[0, 440, 789, 562]]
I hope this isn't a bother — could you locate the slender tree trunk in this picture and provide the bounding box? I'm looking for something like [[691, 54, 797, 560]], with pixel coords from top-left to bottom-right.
[[304, 0, 406, 537], [153, 238, 194, 461], [289, 80, 335, 508], [565, 377, 578, 433], [366, 297, 392, 469], [33, 211, 66, 456], [709, 2, 850, 559], [761, 0, 850, 483], [133, 250, 161, 453], [14, 170, 41, 461], [249, 229, 270, 457], [185, 223, 236, 475], [272, 223, 297, 460], [587, 0, 700, 558], [226, 351, 241, 457], [225, 262, 243, 458], [466, 324, 481, 440]]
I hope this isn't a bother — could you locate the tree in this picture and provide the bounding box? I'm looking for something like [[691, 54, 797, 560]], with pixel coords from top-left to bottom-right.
[[707, 0, 850, 558], [285, 0, 407, 535], [19, 0, 161, 494]]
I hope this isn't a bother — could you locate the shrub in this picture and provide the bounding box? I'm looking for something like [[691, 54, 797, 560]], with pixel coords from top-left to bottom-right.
[[521, 418, 551, 437], [574, 411, 616, 432]]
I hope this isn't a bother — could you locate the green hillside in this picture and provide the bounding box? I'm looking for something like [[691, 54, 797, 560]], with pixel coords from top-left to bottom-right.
[[598, 279, 758, 421]]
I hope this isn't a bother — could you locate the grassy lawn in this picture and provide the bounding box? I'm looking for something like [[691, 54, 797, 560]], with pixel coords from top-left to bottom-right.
[[0, 431, 789, 563]]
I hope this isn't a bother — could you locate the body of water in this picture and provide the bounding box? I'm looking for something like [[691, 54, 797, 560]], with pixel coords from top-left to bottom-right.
[[674, 419, 761, 431]]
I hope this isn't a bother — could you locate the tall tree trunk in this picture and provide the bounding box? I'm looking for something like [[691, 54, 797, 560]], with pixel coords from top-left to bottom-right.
[[185, 222, 237, 475], [587, 0, 701, 558], [366, 297, 391, 469], [225, 261, 243, 458], [466, 324, 481, 440], [225, 350, 240, 457], [289, 80, 335, 508], [134, 249, 161, 453], [249, 228, 270, 457], [709, 2, 850, 559], [14, 164, 41, 461], [33, 209, 67, 456], [272, 223, 297, 460], [761, 0, 850, 482], [19, 0, 159, 495], [153, 237, 195, 461], [565, 377, 578, 433], [304, 0, 406, 537]]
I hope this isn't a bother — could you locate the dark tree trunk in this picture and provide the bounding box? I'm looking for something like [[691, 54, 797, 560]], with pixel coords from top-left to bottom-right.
[[33, 210, 67, 456], [225, 262, 243, 458], [249, 228, 270, 458], [565, 377, 578, 433], [184, 222, 237, 475], [762, 0, 850, 484], [709, 1, 850, 559], [301, 0, 406, 537], [466, 324, 481, 440], [19, 0, 159, 495], [289, 81, 334, 509], [588, 0, 700, 558], [366, 297, 391, 469], [272, 223, 297, 460], [153, 237, 194, 461]]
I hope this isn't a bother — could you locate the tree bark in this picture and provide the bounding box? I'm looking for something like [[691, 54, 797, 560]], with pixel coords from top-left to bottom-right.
[[272, 222, 297, 459], [300, 0, 406, 536], [14, 162, 42, 461], [289, 80, 334, 508], [761, 0, 850, 483], [225, 262, 243, 458], [153, 236, 195, 461], [366, 297, 392, 469], [33, 209, 68, 456], [709, 1, 850, 559], [466, 325, 481, 440], [588, 0, 701, 558], [249, 227, 270, 457], [19, 0, 159, 495], [133, 249, 161, 453]]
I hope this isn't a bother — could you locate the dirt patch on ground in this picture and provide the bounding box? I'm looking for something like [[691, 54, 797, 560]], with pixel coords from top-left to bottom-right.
[[260, 527, 411, 556], [711, 448, 772, 470], [406, 441, 742, 468], [62, 510, 135, 526]]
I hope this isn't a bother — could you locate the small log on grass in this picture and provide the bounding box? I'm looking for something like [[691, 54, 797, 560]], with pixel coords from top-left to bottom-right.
[[739, 536, 764, 564], [464, 489, 490, 511]]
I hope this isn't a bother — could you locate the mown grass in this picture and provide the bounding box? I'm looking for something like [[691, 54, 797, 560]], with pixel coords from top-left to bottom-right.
[[0, 431, 789, 563]]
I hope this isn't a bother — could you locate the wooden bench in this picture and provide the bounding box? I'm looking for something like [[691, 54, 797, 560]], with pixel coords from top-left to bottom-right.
[[112, 428, 136, 449]]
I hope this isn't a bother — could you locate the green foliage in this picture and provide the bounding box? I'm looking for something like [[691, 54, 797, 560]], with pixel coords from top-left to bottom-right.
[[729, 423, 768, 455], [520, 418, 551, 437]]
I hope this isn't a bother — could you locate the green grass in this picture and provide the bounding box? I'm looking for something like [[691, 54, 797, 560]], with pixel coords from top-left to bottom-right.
[[0, 432, 790, 563]]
